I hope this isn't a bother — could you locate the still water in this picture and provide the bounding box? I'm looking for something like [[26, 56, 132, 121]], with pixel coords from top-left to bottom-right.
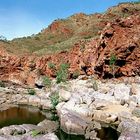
[[0, 106, 46, 128], [57, 127, 119, 140], [0, 106, 119, 140]]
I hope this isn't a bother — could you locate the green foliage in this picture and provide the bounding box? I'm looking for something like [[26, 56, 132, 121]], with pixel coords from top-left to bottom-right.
[[50, 113, 59, 121], [109, 53, 117, 78], [48, 62, 56, 69], [0, 81, 5, 87], [84, 35, 92, 39], [31, 130, 40, 137], [43, 76, 52, 88], [56, 63, 69, 84], [109, 54, 116, 66], [28, 89, 36, 95], [50, 92, 59, 109]]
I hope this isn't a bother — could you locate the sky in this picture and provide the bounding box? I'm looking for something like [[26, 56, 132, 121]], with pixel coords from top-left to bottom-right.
[[0, 0, 138, 40]]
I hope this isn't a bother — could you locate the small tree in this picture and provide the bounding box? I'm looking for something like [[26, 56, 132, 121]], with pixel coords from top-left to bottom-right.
[[109, 53, 117, 78], [56, 63, 69, 84], [28, 89, 36, 95], [50, 91, 59, 110], [43, 76, 52, 88], [48, 62, 56, 70]]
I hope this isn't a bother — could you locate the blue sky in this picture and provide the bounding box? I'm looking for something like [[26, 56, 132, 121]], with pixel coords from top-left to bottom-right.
[[0, 0, 137, 40]]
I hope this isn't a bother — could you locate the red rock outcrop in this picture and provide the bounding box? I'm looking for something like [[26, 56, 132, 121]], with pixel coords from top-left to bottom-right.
[[0, 8, 140, 86], [93, 14, 140, 78]]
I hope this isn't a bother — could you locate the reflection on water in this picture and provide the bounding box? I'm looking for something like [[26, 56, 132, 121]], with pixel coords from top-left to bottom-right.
[[0, 106, 46, 128], [56, 129, 85, 140], [97, 127, 119, 140], [56, 127, 119, 140]]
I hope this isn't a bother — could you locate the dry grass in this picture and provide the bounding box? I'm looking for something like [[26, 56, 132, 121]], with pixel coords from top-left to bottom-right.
[[1, 2, 140, 56]]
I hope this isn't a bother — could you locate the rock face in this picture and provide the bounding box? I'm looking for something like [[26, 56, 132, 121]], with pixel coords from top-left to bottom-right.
[[56, 77, 140, 139], [93, 14, 140, 78], [118, 132, 140, 140], [118, 120, 140, 140], [0, 133, 59, 140], [0, 4, 140, 86]]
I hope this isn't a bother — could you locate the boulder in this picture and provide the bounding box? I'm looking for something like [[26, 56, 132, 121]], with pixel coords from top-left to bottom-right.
[[118, 131, 140, 140], [113, 83, 130, 102]]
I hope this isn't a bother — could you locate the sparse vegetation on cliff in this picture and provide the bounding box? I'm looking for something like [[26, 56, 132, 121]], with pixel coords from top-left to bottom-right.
[[0, 2, 139, 83], [48, 62, 56, 70], [27, 89, 36, 95], [43, 76, 52, 88], [50, 92, 59, 110], [109, 54, 117, 78], [56, 63, 69, 84]]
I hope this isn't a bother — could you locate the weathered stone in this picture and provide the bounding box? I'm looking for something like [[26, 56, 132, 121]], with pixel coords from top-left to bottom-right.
[[93, 92, 116, 103], [128, 101, 137, 110], [18, 96, 29, 105], [40, 99, 52, 110], [59, 89, 72, 101], [117, 120, 140, 134], [11, 94, 23, 103], [60, 111, 88, 135], [132, 108, 140, 118], [28, 96, 41, 107], [0, 124, 42, 135], [37, 120, 59, 132], [113, 84, 130, 102], [85, 130, 99, 140], [0, 133, 59, 140], [118, 131, 140, 140], [131, 83, 140, 95], [129, 95, 138, 104], [20, 124, 40, 133]]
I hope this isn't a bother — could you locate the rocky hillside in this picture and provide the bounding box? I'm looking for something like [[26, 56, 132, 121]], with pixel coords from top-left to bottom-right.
[[0, 2, 140, 85], [1, 2, 140, 55]]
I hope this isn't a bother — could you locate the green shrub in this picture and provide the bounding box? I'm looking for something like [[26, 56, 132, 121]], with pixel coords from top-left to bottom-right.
[[31, 130, 40, 137], [56, 63, 69, 84], [48, 62, 56, 69], [43, 76, 52, 88], [0, 81, 5, 87], [109, 53, 117, 78], [50, 92, 59, 109], [50, 113, 59, 121], [84, 36, 92, 39], [28, 89, 36, 95]]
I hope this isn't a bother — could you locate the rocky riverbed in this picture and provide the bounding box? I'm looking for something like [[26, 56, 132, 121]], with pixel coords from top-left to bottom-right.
[[0, 76, 140, 139]]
